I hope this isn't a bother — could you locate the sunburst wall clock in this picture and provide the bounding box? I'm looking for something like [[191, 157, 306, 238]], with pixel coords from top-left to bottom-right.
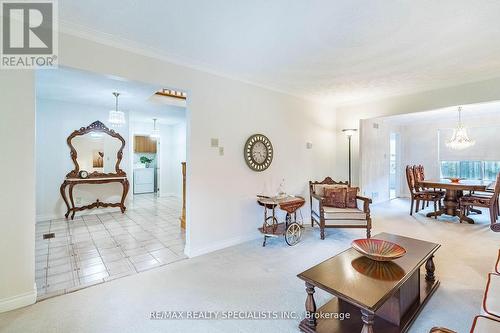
[[244, 134, 273, 172]]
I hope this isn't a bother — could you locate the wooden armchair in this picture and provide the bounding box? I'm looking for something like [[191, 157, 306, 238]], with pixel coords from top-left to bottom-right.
[[309, 177, 372, 240]]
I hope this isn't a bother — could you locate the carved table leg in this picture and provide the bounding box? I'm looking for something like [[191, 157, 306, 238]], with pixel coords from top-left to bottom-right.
[[360, 309, 375, 333], [120, 179, 130, 213], [305, 282, 317, 330], [69, 183, 76, 220], [60, 181, 70, 218], [426, 255, 435, 282]]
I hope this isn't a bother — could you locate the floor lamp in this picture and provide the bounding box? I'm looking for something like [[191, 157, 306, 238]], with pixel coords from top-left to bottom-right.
[[342, 128, 357, 185]]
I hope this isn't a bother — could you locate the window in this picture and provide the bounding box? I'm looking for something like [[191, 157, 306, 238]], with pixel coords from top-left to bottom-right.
[[441, 161, 500, 180], [484, 161, 500, 181]]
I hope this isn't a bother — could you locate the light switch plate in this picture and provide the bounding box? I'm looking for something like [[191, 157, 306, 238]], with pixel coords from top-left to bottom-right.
[[306, 142, 313, 149], [219, 147, 224, 156], [211, 138, 219, 148]]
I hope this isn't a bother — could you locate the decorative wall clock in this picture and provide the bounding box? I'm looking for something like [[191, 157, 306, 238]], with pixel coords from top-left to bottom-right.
[[244, 134, 273, 171]]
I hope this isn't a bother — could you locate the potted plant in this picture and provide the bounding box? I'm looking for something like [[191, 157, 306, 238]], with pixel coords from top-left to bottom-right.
[[140, 156, 154, 168]]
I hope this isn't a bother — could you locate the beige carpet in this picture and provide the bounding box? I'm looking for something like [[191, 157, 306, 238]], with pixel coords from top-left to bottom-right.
[[0, 199, 498, 333]]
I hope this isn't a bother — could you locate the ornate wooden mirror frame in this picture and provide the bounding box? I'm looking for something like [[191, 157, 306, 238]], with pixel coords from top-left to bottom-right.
[[66, 120, 126, 179]]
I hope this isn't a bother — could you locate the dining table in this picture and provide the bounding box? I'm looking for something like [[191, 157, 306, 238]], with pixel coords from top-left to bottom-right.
[[418, 179, 491, 223]]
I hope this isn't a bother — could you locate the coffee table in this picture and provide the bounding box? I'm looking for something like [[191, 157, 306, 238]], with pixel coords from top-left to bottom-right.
[[297, 233, 440, 333]]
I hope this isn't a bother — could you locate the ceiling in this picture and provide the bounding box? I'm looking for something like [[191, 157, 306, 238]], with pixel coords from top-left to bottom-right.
[[36, 67, 186, 124], [382, 101, 500, 125], [59, 0, 500, 106]]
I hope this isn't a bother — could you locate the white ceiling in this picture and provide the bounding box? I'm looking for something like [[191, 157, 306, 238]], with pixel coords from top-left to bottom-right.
[[381, 101, 500, 125], [59, 0, 500, 106], [36, 66, 186, 125]]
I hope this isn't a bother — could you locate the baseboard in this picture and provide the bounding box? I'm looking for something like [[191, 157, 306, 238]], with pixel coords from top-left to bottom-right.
[[159, 192, 181, 198], [36, 206, 126, 222], [36, 214, 60, 222], [186, 234, 260, 258], [0, 284, 37, 313]]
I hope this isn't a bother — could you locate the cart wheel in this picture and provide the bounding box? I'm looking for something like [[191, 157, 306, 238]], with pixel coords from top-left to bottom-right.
[[285, 222, 302, 246]]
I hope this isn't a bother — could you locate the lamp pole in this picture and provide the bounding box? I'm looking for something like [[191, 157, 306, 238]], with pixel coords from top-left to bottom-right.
[[342, 129, 358, 185], [348, 135, 352, 185]]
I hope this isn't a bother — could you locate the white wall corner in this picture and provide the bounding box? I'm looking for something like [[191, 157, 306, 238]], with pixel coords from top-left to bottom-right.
[[185, 234, 260, 258], [0, 283, 37, 314]]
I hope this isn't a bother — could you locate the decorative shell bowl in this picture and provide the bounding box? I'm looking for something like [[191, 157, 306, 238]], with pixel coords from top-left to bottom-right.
[[351, 239, 406, 262]]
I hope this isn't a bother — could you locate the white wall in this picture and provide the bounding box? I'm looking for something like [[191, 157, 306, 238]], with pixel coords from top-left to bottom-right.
[[0, 32, 336, 311], [0, 71, 36, 312], [35, 98, 130, 221], [160, 122, 186, 197], [52, 33, 338, 258], [359, 119, 392, 203]]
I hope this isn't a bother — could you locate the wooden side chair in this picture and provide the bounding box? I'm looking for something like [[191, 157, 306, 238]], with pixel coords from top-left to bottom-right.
[[413, 165, 429, 208], [481, 273, 500, 319], [459, 173, 500, 231], [429, 316, 500, 333], [414, 164, 445, 195], [406, 166, 443, 217], [309, 177, 372, 240]]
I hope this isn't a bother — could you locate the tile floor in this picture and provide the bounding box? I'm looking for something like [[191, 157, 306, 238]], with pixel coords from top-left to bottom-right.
[[35, 194, 186, 300]]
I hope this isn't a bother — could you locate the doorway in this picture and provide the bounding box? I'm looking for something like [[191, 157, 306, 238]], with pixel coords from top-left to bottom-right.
[[34, 66, 188, 300], [389, 132, 400, 199]]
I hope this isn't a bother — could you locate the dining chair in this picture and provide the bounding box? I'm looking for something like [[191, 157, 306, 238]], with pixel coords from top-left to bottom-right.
[[459, 172, 500, 231], [413, 165, 428, 208], [406, 165, 443, 217]]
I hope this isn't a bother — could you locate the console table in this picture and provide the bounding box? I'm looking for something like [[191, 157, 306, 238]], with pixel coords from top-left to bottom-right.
[[60, 177, 129, 220]]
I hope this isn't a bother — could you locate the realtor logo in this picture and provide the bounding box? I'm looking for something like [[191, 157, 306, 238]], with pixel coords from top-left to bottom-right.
[[1, 0, 58, 68]]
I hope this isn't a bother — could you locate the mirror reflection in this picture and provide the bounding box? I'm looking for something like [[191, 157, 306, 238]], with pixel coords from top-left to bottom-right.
[[351, 256, 405, 281], [72, 132, 122, 174]]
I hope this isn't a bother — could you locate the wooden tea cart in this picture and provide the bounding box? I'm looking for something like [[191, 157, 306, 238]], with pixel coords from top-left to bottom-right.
[[256, 195, 306, 246]]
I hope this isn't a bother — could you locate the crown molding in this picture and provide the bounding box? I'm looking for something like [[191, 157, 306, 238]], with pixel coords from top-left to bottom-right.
[[59, 21, 325, 106]]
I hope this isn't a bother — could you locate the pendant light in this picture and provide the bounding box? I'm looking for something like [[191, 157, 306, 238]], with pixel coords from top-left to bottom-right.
[[108, 92, 126, 126], [446, 106, 475, 150], [150, 118, 160, 139]]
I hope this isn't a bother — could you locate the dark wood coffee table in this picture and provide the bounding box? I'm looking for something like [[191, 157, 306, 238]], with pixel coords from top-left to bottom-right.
[[297, 233, 440, 333]]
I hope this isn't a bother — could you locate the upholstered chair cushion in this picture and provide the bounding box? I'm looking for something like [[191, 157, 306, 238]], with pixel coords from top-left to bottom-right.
[[346, 187, 359, 208], [482, 273, 500, 319], [313, 184, 348, 197], [470, 315, 500, 333], [322, 206, 367, 222], [324, 188, 347, 208]]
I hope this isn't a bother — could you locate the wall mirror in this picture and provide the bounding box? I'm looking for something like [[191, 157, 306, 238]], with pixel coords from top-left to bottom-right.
[[66, 120, 126, 178]]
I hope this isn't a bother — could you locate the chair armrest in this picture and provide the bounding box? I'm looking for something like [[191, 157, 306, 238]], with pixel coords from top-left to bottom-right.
[[356, 195, 372, 213], [429, 328, 457, 333], [311, 193, 325, 203], [356, 195, 372, 204]]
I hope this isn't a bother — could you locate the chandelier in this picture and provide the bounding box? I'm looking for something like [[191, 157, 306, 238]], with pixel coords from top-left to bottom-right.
[[150, 118, 160, 139], [108, 92, 126, 126], [446, 106, 475, 150]]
